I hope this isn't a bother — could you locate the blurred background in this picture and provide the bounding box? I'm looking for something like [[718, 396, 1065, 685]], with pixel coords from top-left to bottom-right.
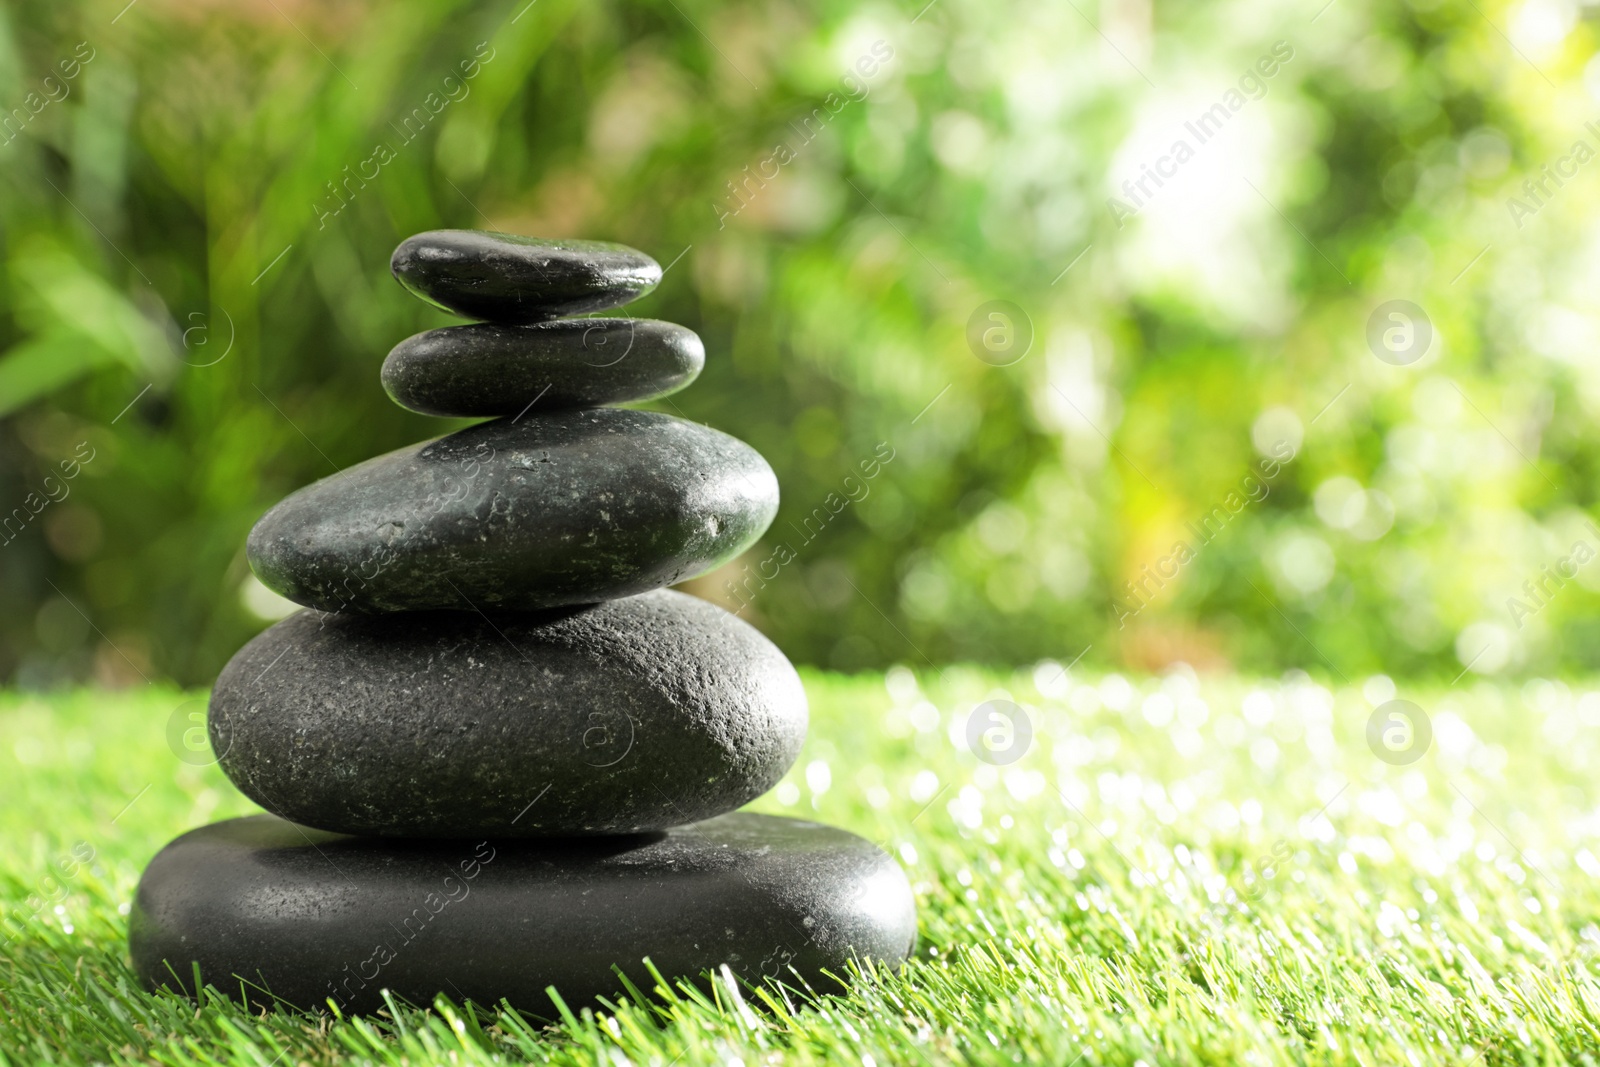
[[1, 0, 1597, 688]]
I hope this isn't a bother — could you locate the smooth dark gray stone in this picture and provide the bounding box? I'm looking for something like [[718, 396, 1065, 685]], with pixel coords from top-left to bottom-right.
[[246, 410, 777, 614], [130, 813, 917, 1014], [381, 319, 703, 417], [391, 230, 660, 323], [210, 591, 807, 837]]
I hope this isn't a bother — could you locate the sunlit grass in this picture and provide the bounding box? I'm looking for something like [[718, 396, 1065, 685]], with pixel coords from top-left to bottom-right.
[[3, 667, 1599, 1064]]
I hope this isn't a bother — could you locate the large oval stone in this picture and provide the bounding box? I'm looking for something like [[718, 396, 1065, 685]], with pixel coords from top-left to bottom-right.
[[130, 813, 917, 1014], [246, 410, 777, 613], [391, 230, 660, 322], [381, 318, 703, 417], [210, 591, 807, 837]]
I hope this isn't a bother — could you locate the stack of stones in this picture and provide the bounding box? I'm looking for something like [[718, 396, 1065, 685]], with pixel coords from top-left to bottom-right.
[[129, 230, 916, 1014]]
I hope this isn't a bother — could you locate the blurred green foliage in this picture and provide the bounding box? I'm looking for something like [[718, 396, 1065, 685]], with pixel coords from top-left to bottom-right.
[[2, 0, 1599, 687]]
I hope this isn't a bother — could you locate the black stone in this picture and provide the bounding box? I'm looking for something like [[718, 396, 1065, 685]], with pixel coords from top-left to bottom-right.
[[210, 591, 807, 837], [246, 410, 777, 614], [391, 230, 660, 323], [381, 319, 703, 417], [130, 813, 917, 1014]]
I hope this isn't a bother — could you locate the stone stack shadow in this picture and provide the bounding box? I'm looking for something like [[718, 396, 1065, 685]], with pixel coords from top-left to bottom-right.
[[128, 230, 916, 1015]]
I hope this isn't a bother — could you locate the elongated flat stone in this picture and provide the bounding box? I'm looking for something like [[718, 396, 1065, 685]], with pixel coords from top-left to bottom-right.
[[246, 410, 777, 613], [391, 230, 660, 322], [209, 591, 807, 837], [381, 319, 703, 417], [130, 813, 918, 1015]]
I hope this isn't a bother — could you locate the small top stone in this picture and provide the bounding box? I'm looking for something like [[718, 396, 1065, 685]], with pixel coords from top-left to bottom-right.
[[391, 230, 661, 323]]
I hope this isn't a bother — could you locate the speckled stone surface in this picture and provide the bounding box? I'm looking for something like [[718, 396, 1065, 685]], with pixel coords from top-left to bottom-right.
[[391, 230, 660, 323], [382, 318, 703, 417], [245, 410, 777, 614], [209, 591, 807, 837], [130, 812, 917, 1014]]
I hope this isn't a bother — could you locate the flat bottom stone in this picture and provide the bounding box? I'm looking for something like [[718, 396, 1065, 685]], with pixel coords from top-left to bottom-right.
[[129, 813, 916, 1014]]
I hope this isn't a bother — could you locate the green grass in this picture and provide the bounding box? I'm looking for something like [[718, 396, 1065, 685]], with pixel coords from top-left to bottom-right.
[[3, 667, 1599, 1065]]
